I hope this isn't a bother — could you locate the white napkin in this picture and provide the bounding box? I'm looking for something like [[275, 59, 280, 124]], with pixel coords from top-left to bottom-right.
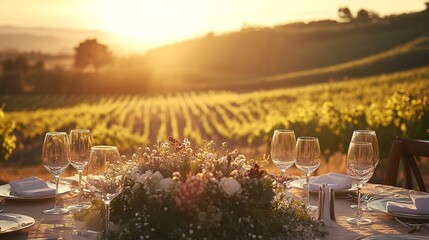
[[387, 191, 429, 215], [9, 177, 55, 198], [309, 172, 352, 191]]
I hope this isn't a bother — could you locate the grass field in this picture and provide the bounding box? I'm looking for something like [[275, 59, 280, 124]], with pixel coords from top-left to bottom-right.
[[1, 66, 429, 185]]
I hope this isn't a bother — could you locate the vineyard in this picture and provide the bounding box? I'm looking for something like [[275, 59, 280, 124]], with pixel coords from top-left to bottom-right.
[[1, 67, 429, 182]]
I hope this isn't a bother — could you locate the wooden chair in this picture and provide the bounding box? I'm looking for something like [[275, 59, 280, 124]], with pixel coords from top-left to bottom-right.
[[383, 137, 428, 192]]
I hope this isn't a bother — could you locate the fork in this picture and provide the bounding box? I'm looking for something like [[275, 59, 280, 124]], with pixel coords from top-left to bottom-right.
[[394, 217, 428, 233], [0, 197, 4, 213]]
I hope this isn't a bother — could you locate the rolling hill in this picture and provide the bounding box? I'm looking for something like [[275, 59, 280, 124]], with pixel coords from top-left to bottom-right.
[[143, 10, 429, 91], [1, 10, 429, 93]]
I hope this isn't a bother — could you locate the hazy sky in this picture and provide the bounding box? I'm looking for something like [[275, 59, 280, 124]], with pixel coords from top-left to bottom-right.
[[0, 0, 426, 46]]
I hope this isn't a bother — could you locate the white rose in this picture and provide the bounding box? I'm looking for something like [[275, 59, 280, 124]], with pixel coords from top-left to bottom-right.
[[151, 171, 164, 182], [219, 177, 242, 197], [159, 178, 173, 192], [136, 170, 153, 185]]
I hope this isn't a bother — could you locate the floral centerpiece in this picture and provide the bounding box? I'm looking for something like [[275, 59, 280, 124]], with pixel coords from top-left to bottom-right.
[[76, 138, 327, 239]]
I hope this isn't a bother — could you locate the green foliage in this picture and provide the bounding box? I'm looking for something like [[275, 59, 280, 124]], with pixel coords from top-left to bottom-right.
[[1, 67, 429, 165], [0, 106, 16, 161]]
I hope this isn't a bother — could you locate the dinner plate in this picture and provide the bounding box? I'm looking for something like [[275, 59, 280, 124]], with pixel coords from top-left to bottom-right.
[[0, 182, 71, 200], [289, 178, 358, 193], [357, 234, 429, 240], [367, 198, 429, 220], [0, 213, 35, 234]]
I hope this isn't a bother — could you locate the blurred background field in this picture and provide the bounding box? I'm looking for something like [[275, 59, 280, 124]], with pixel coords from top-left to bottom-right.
[[1, 1, 429, 188]]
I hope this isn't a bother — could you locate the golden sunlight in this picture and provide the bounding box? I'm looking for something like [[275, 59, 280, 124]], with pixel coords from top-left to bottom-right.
[[96, 0, 211, 45]]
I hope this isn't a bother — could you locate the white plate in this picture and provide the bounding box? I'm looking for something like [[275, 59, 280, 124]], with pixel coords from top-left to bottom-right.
[[367, 198, 429, 220], [0, 213, 35, 234], [289, 178, 358, 193], [0, 182, 71, 200], [358, 234, 429, 240]]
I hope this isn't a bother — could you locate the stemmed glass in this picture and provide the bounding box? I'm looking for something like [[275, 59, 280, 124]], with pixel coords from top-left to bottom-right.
[[87, 146, 125, 237], [68, 129, 93, 211], [351, 130, 379, 166], [271, 129, 296, 188], [346, 142, 375, 225], [350, 130, 379, 211], [295, 137, 321, 212], [41, 132, 70, 215]]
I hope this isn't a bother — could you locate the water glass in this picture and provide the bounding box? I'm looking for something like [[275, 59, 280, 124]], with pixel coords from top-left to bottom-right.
[[41, 132, 70, 215], [271, 129, 296, 188], [346, 141, 375, 225], [295, 137, 321, 212]]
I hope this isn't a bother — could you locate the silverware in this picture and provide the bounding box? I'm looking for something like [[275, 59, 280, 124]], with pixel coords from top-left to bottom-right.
[[330, 188, 337, 224], [394, 217, 428, 233]]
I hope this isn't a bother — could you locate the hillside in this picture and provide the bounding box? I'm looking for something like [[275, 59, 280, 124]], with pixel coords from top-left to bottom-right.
[[191, 36, 429, 90], [1, 11, 429, 94], [144, 11, 429, 91], [0, 25, 144, 54]]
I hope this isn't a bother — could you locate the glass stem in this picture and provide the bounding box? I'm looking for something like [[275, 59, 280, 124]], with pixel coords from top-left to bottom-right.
[[78, 170, 82, 204], [305, 173, 310, 206], [54, 175, 59, 209], [357, 184, 362, 219], [104, 201, 110, 238]]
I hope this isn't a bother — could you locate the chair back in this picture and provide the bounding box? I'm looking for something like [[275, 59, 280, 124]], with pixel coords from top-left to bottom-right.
[[384, 137, 429, 192]]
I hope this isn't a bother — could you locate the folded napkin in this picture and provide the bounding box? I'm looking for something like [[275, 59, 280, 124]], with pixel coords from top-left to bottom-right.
[[309, 172, 352, 191], [9, 177, 55, 198], [387, 191, 429, 215]]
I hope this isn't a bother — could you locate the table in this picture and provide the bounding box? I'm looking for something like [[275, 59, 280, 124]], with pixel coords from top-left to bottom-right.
[[1, 183, 428, 239]]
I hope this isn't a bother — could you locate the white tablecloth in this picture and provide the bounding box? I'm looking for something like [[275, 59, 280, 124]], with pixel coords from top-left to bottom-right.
[[1, 183, 428, 239]]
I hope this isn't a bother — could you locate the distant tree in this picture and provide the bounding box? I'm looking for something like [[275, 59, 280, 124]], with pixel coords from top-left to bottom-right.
[[356, 9, 370, 22], [1, 59, 15, 72], [1, 55, 29, 72], [74, 39, 113, 71], [425, 1, 429, 12], [355, 9, 380, 23], [33, 60, 45, 71], [338, 7, 353, 22]]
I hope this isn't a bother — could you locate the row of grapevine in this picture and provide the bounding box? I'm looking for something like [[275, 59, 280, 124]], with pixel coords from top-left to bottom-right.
[[1, 67, 429, 164]]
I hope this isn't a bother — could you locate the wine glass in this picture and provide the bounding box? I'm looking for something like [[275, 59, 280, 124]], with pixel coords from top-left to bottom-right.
[[68, 129, 93, 211], [271, 129, 296, 188], [350, 130, 380, 210], [346, 142, 375, 225], [295, 137, 321, 212], [41, 132, 70, 215], [351, 130, 379, 166], [87, 146, 125, 237]]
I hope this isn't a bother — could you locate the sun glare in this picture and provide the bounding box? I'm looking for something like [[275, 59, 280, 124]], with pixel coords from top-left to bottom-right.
[[96, 0, 210, 46]]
